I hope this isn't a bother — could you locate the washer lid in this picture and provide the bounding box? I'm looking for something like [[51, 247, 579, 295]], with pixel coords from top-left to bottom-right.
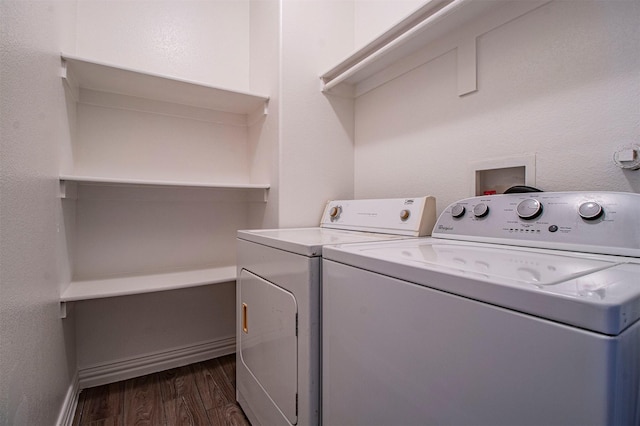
[[323, 238, 640, 335], [237, 227, 412, 256]]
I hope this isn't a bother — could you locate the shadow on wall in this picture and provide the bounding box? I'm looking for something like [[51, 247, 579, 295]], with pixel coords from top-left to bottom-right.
[[622, 169, 640, 194]]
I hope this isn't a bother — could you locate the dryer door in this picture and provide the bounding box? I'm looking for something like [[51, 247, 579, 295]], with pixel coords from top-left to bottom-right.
[[238, 269, 298, 424]]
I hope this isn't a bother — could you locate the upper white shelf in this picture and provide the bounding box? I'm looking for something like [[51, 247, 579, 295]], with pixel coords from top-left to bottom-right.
[[61, 53, 269, 115], [59, 175, 270, 202], [320, 0, 547, 97], [60, 174, 270, 190]]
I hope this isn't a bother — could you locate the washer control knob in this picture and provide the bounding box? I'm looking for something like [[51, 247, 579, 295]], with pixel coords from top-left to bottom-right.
[[400, 209, 411, 221], [451, 204, 466, 218], [329, 205, 342, 220], [473, 203, 489, 218], [516, 199, 543, 220], [578, 201, 603, 220]]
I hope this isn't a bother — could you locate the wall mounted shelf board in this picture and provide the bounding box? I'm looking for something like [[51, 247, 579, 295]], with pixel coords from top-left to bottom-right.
[[59, 175, 270, 191], [60, 266, 237, 317], [61, 53, 269, 116], [59, 176, 270, 202], [320, 0, 550, 98]]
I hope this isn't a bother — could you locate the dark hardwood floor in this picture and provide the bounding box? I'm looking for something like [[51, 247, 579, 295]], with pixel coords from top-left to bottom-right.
[[72, 354, 250, 426]]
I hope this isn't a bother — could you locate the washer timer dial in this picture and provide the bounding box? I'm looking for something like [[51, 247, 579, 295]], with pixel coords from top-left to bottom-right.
[[516, 199, 543, 220]]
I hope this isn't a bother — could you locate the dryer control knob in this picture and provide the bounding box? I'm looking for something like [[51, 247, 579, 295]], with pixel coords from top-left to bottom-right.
[[578, 201, 603, 220], [451, 204, 466, 218], [329, 205, 342, 220], [516, 199, 543, 220], [400, 209, 411, 221], [473, 203, 489, 218]]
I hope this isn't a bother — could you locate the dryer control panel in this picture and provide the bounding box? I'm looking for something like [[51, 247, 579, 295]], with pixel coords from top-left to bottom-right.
[[433, 192, 640, 257], [320, 196, 436, 237]]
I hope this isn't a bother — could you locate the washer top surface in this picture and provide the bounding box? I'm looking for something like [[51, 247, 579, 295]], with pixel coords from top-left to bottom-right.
[[323, 238, 640, 335], [237, 227, 413, 256], [323, 192, 640, 335]]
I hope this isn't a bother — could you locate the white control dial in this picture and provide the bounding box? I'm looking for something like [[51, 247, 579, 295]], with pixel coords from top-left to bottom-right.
[[516, 199, 543, 220], [329, 205, 342, 221], [451, 204, 466, 218], [473, 203, 489, 218], [578, 201, 603, 220], [400, 209, 411, 221]]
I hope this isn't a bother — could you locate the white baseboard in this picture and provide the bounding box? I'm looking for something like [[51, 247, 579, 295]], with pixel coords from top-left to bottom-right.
[[78, 336, 236, 389], [56, 371, 80, 426]]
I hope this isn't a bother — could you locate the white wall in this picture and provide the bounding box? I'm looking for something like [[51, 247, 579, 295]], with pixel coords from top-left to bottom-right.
[[248, 0, 281, 229], [353, 0, 640, 214], [73, 186, 249, 279], [0, 1, 78, 424], [76, 0, 250, 90], [75, 283, 235, 369], [279, 0, 356, 227], [354, 0, 425, 49]]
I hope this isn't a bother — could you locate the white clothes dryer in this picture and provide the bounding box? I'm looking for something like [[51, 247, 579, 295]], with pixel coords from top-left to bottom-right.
[[323, 191, 640, 426], [236, 196, 436, 426]]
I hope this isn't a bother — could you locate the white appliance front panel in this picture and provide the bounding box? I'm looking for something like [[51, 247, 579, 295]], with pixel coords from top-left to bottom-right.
[[323, 238, 640, 335], [322, 260, 640, 426], [239, 269, 297, 425], [236, 238, 320, 426]]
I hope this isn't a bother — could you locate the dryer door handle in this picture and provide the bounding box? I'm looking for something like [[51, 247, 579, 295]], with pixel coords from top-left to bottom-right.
[[242, 302, 248, 334]]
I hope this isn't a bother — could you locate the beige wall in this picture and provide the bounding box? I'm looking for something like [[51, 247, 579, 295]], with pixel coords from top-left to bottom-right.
[[354, 0, 425, 49], [0, 0, 78, 424], [353, 0, 640, 213], [279, 0, 356, 228], [76, 0, 250, 90]]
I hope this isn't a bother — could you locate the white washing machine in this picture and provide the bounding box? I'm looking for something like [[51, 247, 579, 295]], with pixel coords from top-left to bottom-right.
[[323, 191, 640, 426], [236, 196, 436, 426]]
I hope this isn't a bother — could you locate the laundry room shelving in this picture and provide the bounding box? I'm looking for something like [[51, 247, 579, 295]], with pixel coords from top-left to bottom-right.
[[60, 52, 271, 188], [320, 0, 550, 97], [59, 54, 270, 315], [61, 54, 269, 117]]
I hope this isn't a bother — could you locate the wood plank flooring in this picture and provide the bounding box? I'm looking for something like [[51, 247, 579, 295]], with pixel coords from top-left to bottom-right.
[[72, 354, 250, 426]]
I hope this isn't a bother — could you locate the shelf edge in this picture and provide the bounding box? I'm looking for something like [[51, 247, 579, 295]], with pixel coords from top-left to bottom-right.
[[61, 53, 269, 115], [59, 175, 270, 190], [60, 266, 238, 303]]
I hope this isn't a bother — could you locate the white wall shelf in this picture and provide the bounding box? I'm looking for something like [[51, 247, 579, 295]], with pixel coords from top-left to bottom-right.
[[60, 266, 237, 317], [61, 53, 269, 117], [320, 0, 549, 98], [59, 175, 270, 201]]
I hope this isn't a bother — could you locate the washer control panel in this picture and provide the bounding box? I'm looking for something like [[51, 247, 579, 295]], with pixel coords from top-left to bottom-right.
[[433, 192, 640, 257], [320, 196, 436, 237]]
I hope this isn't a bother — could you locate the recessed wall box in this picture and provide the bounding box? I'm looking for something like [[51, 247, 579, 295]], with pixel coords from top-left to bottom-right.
[[470, 155, 536, 196]]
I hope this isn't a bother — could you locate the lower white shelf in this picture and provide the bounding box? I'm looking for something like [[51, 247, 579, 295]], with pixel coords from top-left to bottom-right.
[[61, 266, 237, 303]]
